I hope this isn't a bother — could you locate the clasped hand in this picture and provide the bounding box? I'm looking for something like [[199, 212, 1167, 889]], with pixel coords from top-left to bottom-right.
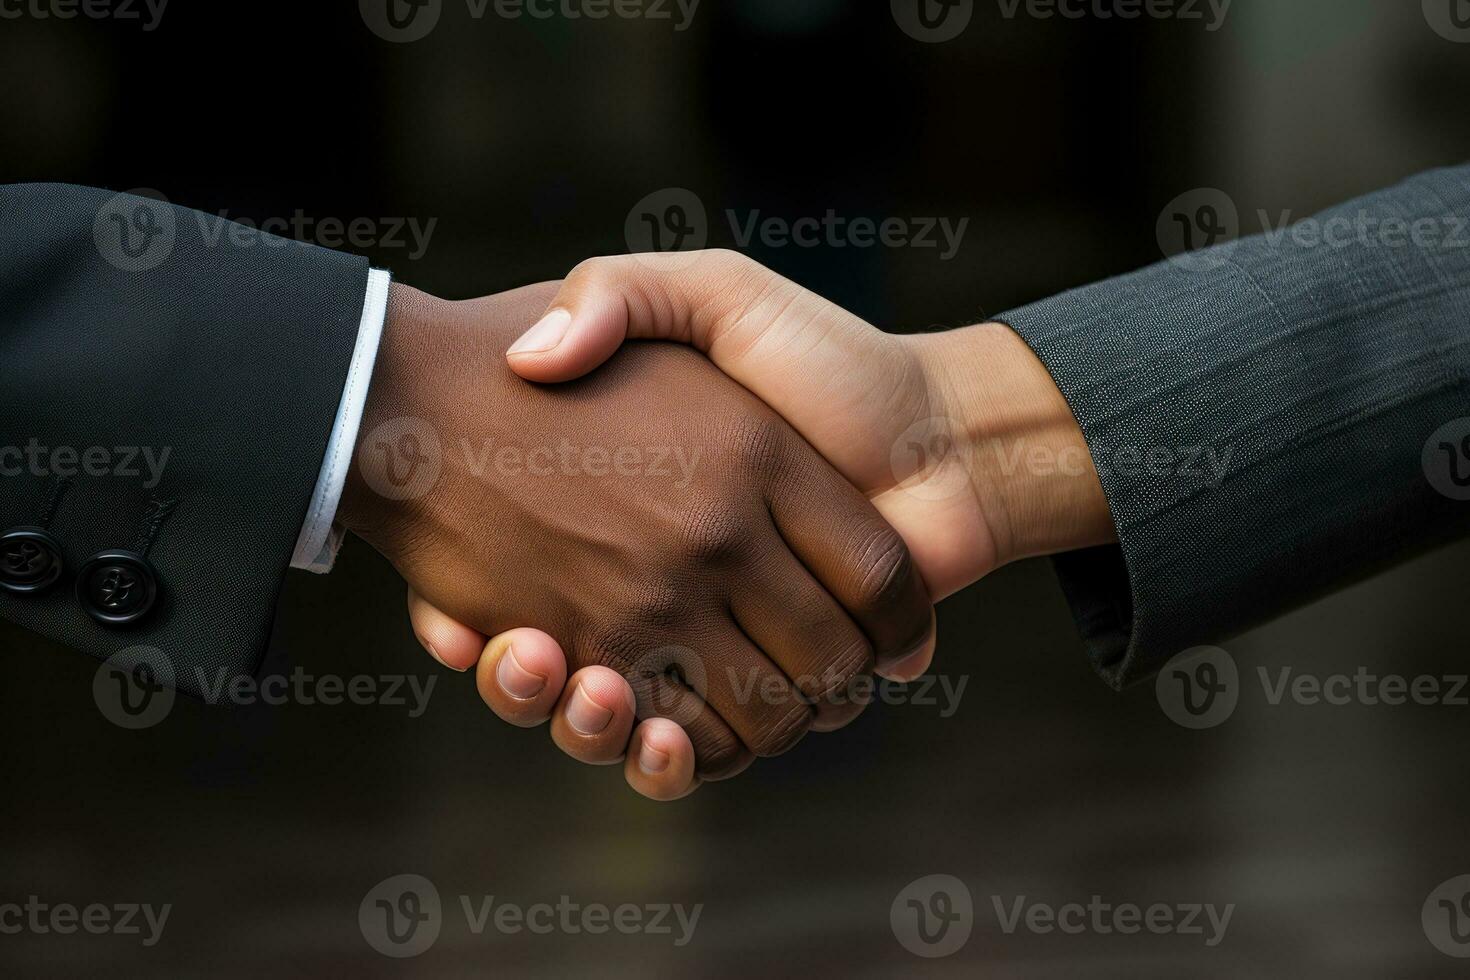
[[338, 252, 1113, 801]]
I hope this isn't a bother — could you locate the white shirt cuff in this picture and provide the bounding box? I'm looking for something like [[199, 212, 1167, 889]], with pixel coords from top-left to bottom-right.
[[291, 267, 392, 574]]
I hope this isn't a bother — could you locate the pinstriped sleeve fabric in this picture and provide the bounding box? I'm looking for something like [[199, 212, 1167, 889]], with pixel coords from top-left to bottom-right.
[[995, 164, 1470, 690]]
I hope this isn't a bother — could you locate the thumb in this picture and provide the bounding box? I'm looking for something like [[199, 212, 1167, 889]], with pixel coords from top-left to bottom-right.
[[504, 250, 801, 383], [407, 587, 486, 672]]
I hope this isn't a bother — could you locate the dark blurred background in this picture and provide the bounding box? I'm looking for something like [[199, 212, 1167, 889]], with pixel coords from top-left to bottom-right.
[[3, 0, 1470, 975]]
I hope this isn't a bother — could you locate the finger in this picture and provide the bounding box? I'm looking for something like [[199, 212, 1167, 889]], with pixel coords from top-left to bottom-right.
[[408, 588, 486, 672], [623, 719, 700, 802], [876, 613, 938, 682], [767, 445, 935, 675], [646, 625, 816, 762], [505, 250, 809, 384], [501, 254, 905, 492], [503, 253, 939, 601], [620, 646, 753, 782], [730, 544, 875, 733], [474, 628, 569, 728], [549, 666, 638, 766]]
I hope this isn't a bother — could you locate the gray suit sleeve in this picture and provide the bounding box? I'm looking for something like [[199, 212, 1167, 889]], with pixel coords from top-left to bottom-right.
[[995, 164, 1470, 690]]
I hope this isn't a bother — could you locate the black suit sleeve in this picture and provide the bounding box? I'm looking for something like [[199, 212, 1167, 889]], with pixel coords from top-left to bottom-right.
[[0, 184, 369, 694], [996, 164, 1470, 689]]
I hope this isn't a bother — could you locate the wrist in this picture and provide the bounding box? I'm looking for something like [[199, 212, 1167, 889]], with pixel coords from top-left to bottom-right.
[[336, 281, 442, 543], [917, 322, 1116, 568]]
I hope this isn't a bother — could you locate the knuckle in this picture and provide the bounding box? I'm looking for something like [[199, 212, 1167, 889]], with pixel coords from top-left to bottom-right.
[[678, 501, 748, 563], [705, 248, 753, 273], [591, 634, 657, 688], [601, 635, 708, 718], [619, 586, 689, 636], [567, 627, 623, 675], [852, 526, 917, 614], [567, 254, 644, 298], [724, 413, 786, 473], [804, 637, 874, 704], [567, 255, 617, 284], [689, 721, 746, 779], [750, 703, 813, 758]]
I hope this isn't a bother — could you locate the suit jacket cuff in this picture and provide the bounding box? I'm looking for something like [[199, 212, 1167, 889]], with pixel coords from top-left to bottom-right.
[[291, 267, 391, 574], [996, 164, 1470, 689], [0, 183, 370, 695]]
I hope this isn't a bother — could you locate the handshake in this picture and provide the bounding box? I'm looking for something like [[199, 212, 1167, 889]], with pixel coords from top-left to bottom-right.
[[340, 250, 1116, 800]]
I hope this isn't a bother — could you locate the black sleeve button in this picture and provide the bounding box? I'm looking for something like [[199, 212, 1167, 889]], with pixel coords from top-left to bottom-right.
[[76, 550, 159, 627], [0, 527, 65, 595]]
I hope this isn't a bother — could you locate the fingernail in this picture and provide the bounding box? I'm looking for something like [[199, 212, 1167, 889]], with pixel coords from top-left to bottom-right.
[[639, 740, 670, 776], [882, 647, 931, 683], [496, 644, 546, 700], [880, 634, 935, 683], [420, 636, 466, 673], [507, 308, 572, 356], [566, 685, 613, 736]]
